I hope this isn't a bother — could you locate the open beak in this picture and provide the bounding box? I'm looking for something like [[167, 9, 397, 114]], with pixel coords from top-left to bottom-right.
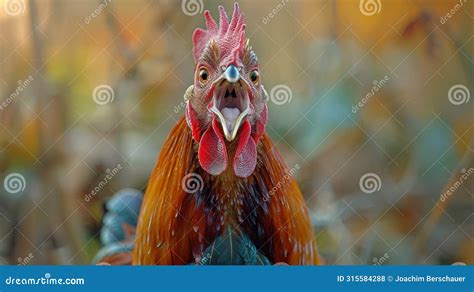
[[209, 65, 250, 142]]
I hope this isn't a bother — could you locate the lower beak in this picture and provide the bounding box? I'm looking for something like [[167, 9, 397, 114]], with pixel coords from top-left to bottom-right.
[[210, 102, 249, 142], [209, 81, 249, 141]]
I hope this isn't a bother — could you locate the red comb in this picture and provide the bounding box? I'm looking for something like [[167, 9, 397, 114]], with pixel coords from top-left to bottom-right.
[[192, 3, 246, 65]]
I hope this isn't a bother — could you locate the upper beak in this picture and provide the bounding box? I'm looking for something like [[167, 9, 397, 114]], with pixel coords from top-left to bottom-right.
[[224, 65, 240, 83]]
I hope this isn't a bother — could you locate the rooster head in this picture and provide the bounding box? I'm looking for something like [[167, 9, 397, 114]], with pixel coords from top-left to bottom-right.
[[185, 3, 268, 178]]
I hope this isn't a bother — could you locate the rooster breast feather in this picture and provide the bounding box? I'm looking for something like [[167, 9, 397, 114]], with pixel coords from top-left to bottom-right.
[[133, 117, 319, 265]]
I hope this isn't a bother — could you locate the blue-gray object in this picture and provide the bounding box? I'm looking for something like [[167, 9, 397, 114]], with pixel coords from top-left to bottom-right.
[[100, 188, 143, 246]]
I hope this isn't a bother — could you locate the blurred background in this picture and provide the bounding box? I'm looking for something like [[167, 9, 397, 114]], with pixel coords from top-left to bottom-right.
[[0, 0, 472, 265]]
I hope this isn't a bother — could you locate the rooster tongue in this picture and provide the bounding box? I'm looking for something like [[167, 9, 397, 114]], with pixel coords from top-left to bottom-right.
[[221, 107, 241, 134], [233, 120, 257, 178]]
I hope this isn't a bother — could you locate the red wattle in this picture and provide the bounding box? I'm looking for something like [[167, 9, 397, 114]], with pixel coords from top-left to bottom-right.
[[198, 118, 228, 176], [186, 104, 202, 142], [253, 103, 268, 143], [233, 120, 257, 178]]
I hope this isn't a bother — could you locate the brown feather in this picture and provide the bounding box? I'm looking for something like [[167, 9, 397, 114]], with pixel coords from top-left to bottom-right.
[[133, 117, 319, 265]]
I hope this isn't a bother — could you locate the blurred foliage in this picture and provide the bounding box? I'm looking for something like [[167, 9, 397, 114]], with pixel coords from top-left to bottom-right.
[[0, 0, 472, 265]]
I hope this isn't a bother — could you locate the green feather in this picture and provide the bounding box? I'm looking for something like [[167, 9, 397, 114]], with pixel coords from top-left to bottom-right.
[[198, 227, 271, 265]]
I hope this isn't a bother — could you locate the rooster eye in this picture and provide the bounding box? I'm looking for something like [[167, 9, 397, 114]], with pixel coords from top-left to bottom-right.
[[199, 68, 209, 83], [250, 70, 259, 84]]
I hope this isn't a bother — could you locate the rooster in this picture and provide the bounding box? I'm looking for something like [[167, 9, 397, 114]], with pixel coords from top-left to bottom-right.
[[133, 3, 319, 265]]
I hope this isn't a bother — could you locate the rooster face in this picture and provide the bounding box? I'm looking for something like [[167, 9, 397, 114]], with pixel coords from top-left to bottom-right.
[[185, 3, 268, 178]]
